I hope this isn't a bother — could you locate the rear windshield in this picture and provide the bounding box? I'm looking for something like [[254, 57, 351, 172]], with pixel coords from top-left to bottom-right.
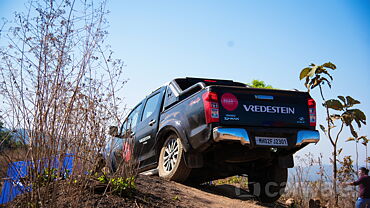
[[174, 77, 246, 91]]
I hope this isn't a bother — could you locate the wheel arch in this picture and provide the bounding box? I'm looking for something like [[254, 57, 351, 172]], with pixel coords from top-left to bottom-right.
[[155, 125, 191, 162]]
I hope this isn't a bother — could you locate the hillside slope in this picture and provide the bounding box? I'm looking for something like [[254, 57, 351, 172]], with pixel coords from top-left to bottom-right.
[[7, 174, 286, 207]]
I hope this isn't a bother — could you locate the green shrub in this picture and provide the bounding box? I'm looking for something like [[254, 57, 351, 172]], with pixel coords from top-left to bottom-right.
[[97, 174, 136, 196]]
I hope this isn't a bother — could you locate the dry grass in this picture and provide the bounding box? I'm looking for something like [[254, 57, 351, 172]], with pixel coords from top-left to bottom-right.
[[282, 153, 357, 208], [0, 0, 128, 206]]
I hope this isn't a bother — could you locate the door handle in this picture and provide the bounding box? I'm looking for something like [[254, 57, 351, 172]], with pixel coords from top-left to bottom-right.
[[149, 119, 156, 126]]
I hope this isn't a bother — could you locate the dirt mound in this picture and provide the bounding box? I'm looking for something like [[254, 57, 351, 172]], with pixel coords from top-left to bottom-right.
[[7, 175, 286, 208]]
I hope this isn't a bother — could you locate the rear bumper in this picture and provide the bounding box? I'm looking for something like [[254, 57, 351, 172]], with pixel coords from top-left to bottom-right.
[[212, 127, 319, 147], [296, 130, 320, 146]]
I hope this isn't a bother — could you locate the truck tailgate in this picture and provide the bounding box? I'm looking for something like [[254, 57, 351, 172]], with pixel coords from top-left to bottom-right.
[[210, 86, 312, 129]]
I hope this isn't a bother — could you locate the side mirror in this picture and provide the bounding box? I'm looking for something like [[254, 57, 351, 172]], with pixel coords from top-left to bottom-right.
[[108, 126, 119, 137]]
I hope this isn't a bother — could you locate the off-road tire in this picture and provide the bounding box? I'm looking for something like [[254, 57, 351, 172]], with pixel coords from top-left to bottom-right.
[[158, 134, 191, 182], [248, 164, 287, 203]]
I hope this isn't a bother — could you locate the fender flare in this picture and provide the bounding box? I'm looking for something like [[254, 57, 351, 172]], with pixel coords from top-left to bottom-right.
[[156, 123, 191, 154]]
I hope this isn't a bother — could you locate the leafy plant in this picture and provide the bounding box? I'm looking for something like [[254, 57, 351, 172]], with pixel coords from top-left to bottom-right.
[[37, 168, 58, 186], [299, 62, 367, 206], [346, 136, 368, 171], [97, 173, 136, 196], [248, 79, 274, 89], [299, 62, 336, 93], [337, 155, 356, 183]]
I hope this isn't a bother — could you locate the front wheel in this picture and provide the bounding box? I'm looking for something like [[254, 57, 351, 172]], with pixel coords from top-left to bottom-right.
[[158, 134, 191, 182]]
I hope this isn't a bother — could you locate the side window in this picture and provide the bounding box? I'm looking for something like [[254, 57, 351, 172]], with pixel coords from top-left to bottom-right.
[[163, 86, 178, 110], [127, 106, 141, 129], [142, 93, 161, 121], [121, 103, 142, 137]]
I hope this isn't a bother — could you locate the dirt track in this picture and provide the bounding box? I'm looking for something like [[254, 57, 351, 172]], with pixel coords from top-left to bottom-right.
[[6, 174, 287, 207], [134, 175, 286, 208]]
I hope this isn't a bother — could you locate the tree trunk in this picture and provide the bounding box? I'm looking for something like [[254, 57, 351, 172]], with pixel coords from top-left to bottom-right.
[[356, 141, 359, 172], [366, 144, 368, 169], [333, 146, 338, 206]]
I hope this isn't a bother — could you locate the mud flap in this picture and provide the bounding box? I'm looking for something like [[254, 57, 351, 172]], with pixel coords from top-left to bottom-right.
[[278, 155, 294, 168], [185, 152, 204, 168]]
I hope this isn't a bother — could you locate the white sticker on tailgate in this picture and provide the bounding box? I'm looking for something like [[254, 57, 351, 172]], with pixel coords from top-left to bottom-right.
[[255, 137, 288, 146]]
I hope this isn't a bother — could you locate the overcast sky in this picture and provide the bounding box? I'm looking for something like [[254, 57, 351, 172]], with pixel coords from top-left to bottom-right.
[[1, 0, 370, 165]]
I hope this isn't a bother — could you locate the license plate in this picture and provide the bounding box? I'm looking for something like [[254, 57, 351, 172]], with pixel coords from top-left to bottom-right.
[[255, 137, 288, 146]]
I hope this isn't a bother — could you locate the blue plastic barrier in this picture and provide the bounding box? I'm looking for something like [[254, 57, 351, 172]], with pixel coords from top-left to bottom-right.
[[0, 155, 74, 205]]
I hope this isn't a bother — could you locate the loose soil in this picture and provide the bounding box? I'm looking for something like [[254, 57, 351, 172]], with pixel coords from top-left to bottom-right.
[[6, 174, 287, 208]]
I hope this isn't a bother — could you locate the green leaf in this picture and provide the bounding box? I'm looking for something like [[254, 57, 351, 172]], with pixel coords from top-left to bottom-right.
[[359, 136, 368, 142], [349, 124, 358, 138], [322, 62, 337, 70], [303, 75, 311, 91], [324, 99, 344, 111], [319, 124, 326, 133], [346, 96, 360, 107], [321, 69, 333, 80], [337, 96, 346, 104], [352, 109, 366, 121], [318, 77, 331, 88], [349, 109, 367, 128], [329, 114, 341, 122], [308, 65, 318, 77], [310, 75, 323, 89], [346, 137, 355, 142], [341, 113, 353, 126], [300, 67, 311, 80]]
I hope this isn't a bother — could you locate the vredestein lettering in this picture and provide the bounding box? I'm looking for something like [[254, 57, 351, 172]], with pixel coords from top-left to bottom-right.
[[243, 105, 295, 114]]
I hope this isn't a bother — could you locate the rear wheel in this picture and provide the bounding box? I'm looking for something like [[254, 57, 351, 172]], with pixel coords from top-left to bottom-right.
[[248, 164, 287, 203], [158, 134, 191, 182]]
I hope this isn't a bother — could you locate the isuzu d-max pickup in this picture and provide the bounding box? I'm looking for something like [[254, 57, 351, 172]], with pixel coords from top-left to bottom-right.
[[107, 77, 319, 202]]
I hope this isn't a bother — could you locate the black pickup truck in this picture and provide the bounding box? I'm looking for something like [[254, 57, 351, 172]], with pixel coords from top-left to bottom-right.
[[106, 77, 319, 202]]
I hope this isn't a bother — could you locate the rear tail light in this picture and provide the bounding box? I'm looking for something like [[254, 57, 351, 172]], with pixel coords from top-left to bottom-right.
[[202, 91, 220, 123], [308, 98, 316, 127]]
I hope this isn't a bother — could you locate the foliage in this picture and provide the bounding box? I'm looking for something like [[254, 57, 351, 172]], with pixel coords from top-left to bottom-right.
[[33, 166, 71, 188], [323, 96, 366, 135], [337, 156, 356, 183], [97, 173, 136, 196], [248, 79, 274, 89], [36, 168, 58, 187], [284, 154, 356, 208], [212, 175, 246, 186], [299, 62, 367, 206], [299, 62, 336, 92]]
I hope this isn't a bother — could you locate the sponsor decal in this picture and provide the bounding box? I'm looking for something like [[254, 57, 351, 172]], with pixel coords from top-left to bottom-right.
[[297, 116, 305, 124], [189, 97, 201, 106], [122, 141, 132, 161], [223, 114, 240, 121], [243, 105, 295, 114], [221, 93, 238, 111], [139, 135, 151, 144]]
